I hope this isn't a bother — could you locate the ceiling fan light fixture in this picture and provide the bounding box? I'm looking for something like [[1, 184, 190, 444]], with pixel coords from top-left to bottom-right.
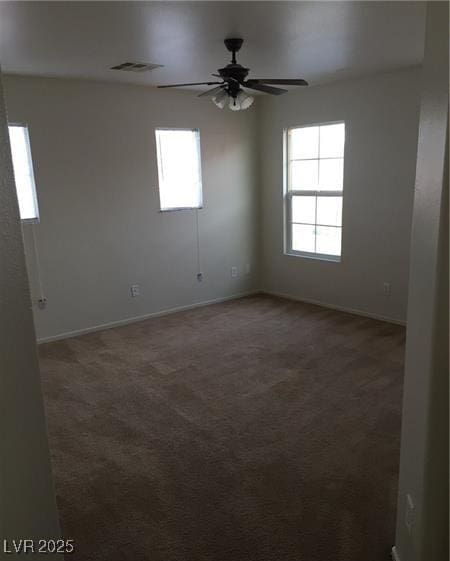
[[236, 90, 254, 110], [212, 89, 228, 109], [229, 96, 241, 111]]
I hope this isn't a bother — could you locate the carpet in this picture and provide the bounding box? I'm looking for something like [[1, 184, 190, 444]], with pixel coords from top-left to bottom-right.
[[38, 294, 405, 561]]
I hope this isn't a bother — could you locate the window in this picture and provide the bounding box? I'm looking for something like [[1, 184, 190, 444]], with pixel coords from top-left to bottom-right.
[[155, 128, 203, 211], [285, 122, 345, 261], [8, 124, 40, 222]]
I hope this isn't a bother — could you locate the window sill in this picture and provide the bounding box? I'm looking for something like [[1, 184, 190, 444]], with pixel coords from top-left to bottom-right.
[[159, 206, 203, 213], [284, 250, 341, 263], [21, 217, 40, 225]]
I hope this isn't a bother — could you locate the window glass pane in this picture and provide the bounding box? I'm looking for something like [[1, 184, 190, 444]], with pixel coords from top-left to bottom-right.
[[317, 196, 342, 226], [319, 123, 345, 158], [14, 174, 38, 220], [316, 226, 341, 256], [292, 224, 315, 253], [8, 125, 39, 221], [292, 195, 315, 224], [289, 126, 319, 159], [155, 129, 202, 210], [319, 158, 343, 190], [290, 159, 319, 190], [286, 122, 344, 260]]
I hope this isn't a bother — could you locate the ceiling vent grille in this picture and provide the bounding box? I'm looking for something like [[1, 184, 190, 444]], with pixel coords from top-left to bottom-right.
[[110, 62, 164, 73]]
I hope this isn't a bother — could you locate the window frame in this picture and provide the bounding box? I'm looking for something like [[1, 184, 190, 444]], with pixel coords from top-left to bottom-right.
[[284, 120, 345, 262], [155, 127, 203, 212], [8, 122, 40, 224]]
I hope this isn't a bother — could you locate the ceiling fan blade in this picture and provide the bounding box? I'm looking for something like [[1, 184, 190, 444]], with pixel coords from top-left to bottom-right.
[[158, 81, 222, 88], [247, 79, 308, 86], [198, 85, 225, 97], [243, 82, 288, 95]]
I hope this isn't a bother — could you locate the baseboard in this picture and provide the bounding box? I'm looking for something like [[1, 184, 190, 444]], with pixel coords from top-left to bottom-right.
[[37, 287, 405, 343], [37, 290, 260, 344], [261, 289, 407, 326], [391, 546, 401, 561]]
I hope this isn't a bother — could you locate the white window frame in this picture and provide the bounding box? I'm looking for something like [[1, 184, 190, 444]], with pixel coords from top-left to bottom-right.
[[155, 127, 203, 212], [284, 120, 345, 262], [8, 122, 40, 224]]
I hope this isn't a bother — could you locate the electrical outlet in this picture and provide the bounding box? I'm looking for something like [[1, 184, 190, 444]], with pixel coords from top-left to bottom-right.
[[405, 494, 415, 534], [197, 272, 204, 282], [37, 297, 47, 310], [131, 284, 140, 297], [383, 282, 391, 296], [231, 266, 238, 278]]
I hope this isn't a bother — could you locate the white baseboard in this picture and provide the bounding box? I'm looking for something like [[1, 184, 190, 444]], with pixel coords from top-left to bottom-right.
[[261, 289, 406, 326], [37, 288, 405, 344], [391, 546, 401, 561], [37, 290, 260, 344]]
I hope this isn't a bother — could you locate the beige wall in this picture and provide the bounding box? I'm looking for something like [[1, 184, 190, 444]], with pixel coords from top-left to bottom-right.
[[258, 67, 421, 323], [394, 3, 449, 560], [4, 69, 422, 339], [0, 73, 61, 558], [3, 76, 259, 341]]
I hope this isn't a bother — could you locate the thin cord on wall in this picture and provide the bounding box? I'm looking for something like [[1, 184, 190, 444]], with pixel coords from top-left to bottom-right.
[[31, 224, 45, 301], [195, 208, 201, 274]]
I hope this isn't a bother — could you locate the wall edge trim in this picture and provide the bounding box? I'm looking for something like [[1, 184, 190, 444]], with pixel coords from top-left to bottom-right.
[[37, 290, 260, 344], [37, 286, 406, 344], [261, 289, 407, 326]]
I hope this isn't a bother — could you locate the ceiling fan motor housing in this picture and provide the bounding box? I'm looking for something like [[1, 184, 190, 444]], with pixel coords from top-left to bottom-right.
[[218, 63, 249, 96], [219, 38, 249, 97]]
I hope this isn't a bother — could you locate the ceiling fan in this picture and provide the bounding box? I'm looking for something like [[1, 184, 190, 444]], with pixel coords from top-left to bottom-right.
[[157, 38, 308, 111]]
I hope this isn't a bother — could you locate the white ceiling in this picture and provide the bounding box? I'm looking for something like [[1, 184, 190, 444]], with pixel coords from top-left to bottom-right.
[[0, 1, 426, 92]]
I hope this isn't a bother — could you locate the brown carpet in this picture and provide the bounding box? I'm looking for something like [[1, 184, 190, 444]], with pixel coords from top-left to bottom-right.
[[39, 294, 405, 561]]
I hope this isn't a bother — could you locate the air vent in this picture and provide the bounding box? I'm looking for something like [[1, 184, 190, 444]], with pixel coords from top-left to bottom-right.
[[110, 62, 164, 73]]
